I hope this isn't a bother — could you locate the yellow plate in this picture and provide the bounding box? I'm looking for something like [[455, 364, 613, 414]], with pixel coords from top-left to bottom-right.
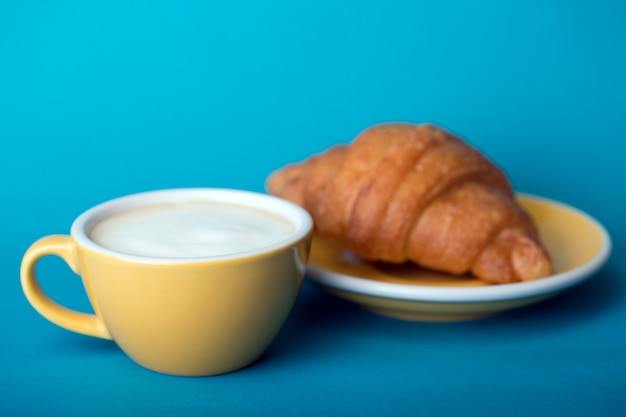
[[306, 194, 611, 321]]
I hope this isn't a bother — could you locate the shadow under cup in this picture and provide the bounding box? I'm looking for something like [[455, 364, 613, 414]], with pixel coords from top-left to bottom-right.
[[20, 188, 314, 376]]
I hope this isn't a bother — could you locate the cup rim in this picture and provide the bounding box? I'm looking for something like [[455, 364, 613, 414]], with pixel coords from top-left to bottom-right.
[[70, 188, 313, 264]]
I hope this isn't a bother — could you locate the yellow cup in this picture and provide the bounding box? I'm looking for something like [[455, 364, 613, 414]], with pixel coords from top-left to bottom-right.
[[20, 188, 313, 376]]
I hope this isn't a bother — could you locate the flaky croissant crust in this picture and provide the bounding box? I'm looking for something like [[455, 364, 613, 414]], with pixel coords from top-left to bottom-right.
[[267, 123, 552, 284]]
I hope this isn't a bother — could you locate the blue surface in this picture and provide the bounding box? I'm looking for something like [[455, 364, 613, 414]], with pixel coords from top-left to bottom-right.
[[2, 1, 625, 415]]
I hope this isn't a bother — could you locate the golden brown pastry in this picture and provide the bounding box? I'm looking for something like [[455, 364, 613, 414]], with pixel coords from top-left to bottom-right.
[[266, 122, 552, 284]]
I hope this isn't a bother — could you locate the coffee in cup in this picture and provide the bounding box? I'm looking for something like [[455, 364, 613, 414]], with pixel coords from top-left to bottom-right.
[[20, 188, 313, 376], [89, 200, 297, 258]]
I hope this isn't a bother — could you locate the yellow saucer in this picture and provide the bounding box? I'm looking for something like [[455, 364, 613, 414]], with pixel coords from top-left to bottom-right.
[[306, 194, 611, 321]]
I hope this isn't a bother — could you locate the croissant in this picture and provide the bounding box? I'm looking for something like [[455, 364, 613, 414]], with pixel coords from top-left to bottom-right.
[[266, 122, 552, 284]]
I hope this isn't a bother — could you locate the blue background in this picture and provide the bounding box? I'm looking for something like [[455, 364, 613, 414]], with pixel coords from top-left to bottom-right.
[[1, 1, 625, 415]]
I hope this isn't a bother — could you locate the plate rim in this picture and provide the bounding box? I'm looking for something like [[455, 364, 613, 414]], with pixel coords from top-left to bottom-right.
[[306, 193, 612, 303]]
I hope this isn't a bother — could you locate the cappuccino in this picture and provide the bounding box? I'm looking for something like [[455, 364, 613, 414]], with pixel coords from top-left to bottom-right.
[[89, 201, 296, 258]]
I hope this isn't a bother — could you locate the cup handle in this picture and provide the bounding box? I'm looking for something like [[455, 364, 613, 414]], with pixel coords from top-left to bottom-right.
[[20, 235, 112, 339]]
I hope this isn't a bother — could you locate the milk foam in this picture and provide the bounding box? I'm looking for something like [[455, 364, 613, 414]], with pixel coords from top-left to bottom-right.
[[89, 201, 296, 258]]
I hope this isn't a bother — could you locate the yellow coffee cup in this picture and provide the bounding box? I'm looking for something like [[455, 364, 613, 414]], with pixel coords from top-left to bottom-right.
[[20, 188, 313, 376]]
